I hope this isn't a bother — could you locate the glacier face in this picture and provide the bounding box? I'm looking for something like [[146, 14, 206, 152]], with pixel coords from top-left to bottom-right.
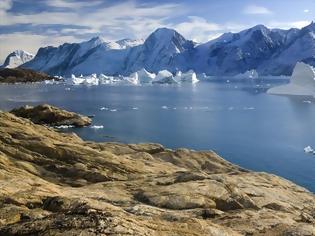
[[18, 22, 315, 77], [1, 50, 34, 68]]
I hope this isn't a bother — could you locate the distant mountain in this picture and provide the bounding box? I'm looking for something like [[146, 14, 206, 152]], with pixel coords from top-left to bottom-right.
[[18, 22, 315, 77], [1, 50, 34, 68]]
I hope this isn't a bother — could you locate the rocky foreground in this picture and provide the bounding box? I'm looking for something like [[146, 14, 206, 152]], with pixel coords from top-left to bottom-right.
[[0, 110, 314, 235]]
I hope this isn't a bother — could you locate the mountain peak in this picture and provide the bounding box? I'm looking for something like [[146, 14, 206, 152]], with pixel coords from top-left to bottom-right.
[[1, 50, 34, 68], [302, 21, 315, 31], [145, 28, 187, 48]]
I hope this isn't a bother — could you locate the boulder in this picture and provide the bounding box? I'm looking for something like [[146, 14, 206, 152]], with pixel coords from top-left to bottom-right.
[[10, 104, 91, 127]]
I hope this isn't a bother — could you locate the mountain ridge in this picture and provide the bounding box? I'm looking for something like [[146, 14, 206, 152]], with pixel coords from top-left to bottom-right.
[[4, 23, 315, 76]]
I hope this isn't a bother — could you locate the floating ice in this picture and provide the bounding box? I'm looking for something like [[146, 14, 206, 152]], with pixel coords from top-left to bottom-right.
[[243, 107, 255, 110], [91, 125, 104, 129], [110, 109, 117, 112], [303, 100, 312, 104], [100, 107, 109, 111], [176, 70, 199, 84], [304, 146, 315, 154], [55, 125, 74, 129], [132, 107, 139, 110], [153, 70, 178, 84], [268, 62, 315, 96], [137, 68, 156, 83], [161, 106, 168, 109], [123, 72, 140, 85], [234, 69, 259, 79]]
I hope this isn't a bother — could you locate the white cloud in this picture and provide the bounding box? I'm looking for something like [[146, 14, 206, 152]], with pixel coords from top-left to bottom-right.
[[0, 33, 79, 64], [243, 5, 272, 15], [304, 9, 310, 13], [171, 17, 247, 42], [268, 20, 310, 29], [45, 0, 102, 9], [172, 16, 220, 42]]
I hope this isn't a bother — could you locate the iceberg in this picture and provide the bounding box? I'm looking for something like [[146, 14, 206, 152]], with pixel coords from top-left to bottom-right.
[[304, 146, 315, 154], [268, 62, 315, 96], [153, 70, 178, 84], [137, 68, 156, 83], [70, 74, 85, 85], [124, 72, 140, 85], [180, 70, 199, 84], [69, 74, 99, 85], [83, 74, 99, 86], [99, 74, 115, 85], [234, 69, 259, 79]]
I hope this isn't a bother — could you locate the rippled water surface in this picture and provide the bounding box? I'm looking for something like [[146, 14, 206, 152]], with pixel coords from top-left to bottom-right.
[[1, 80, 315, 192]]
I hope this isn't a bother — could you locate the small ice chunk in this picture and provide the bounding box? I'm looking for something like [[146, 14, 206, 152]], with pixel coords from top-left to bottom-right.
[[132, 107, 139, 110], [100, 107, 109, 111], [304, 146, 315, 154], [161, 106, 168, 109], [303, 100, 312, 104], [91, 125, 104, 129], [55, 125, 74, 129], [243, 107, 255, 110], [110, 109, 117, 112]]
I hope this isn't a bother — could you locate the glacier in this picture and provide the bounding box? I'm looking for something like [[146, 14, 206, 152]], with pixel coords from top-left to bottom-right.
[[267, 62, 315, 96]]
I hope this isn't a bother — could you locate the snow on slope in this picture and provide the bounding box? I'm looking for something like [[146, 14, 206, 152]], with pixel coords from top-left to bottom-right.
[[1, 50, 34, 68], [17, 22, 315, 77], [267, 62, 315, 96]]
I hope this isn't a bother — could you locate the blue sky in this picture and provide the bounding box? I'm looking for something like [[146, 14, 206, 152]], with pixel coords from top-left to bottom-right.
[[0, 0, 314, 63]]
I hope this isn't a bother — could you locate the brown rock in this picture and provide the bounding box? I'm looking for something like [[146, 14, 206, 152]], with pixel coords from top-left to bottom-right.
[[10, 104, 91, 127], [0, 110, 314, 235], [0, 67, 57, 83]]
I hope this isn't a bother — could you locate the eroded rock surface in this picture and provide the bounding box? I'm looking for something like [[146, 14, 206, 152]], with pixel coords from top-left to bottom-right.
[[10, 104, 91, 127], [0, 111, 314, 235]]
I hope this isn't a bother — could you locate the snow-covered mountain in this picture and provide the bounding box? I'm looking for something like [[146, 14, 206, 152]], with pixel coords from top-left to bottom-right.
[[1, 50, 34, 68], [18, 22, 315, 77]]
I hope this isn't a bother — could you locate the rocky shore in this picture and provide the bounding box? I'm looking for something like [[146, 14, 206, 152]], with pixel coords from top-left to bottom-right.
[[10, 104, 92, 127], [0, 107, 314, 235], [0, 68, 57, 83]]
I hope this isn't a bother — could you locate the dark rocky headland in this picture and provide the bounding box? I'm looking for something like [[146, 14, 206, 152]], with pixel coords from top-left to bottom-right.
[[0, 68, 57, 83], [0, 106, 314, 235]]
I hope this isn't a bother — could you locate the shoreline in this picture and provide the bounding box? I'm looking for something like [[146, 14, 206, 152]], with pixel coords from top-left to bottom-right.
[[0, 108, 314, 235]]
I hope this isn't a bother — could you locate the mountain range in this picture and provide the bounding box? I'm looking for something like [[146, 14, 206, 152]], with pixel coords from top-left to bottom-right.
[[2, 22, 315, 77]]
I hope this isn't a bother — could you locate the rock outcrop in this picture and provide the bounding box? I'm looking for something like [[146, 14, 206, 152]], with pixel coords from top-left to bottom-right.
[[10, 104, 92, 127], [0, 68, 56, 83], [0, 110, 314, 235]]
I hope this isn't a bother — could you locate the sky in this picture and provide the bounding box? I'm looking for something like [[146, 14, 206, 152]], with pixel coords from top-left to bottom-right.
[[0, 0, 314, 63]]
